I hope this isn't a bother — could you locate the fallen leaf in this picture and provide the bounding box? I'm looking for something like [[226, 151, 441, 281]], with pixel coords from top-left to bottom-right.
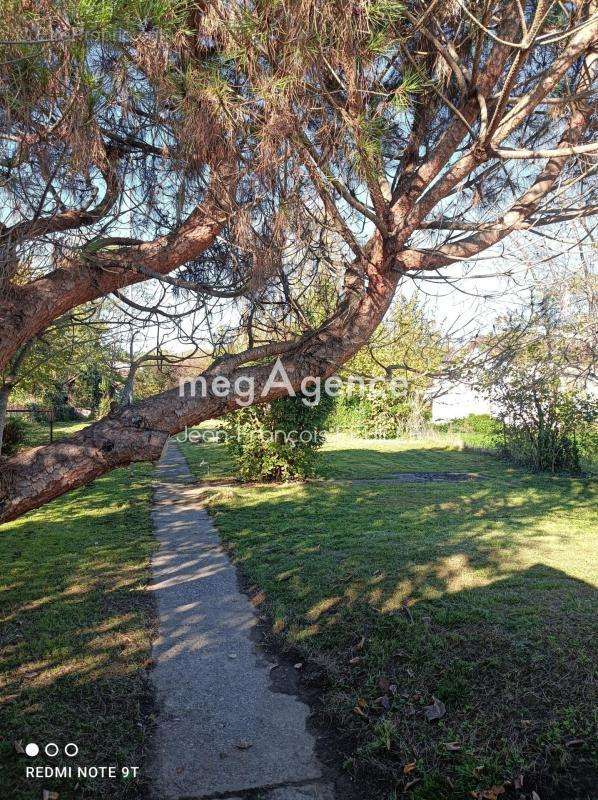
[[235, 740, 253, 750], [353, 705, 367, 718], [375, 695, 391, 710], [13, 740, 24, 754], [294, 663, 303, 670], [403, 761, 417, 775], [480, 786, 505, 800], [349, 656, 361, 665], [532, 792, 541, 800], [389, 684, 398, 695], [405, 777, 421, 791], [444, 741, 461, 751], [356, 697, 367, 709], [43, 792, 59, 800], [514, 774, 524, 789], [424, 697, 446, 721], [227, 653, 237, 660], [565, 738, 584, 747], [355, 636, 366, 651]]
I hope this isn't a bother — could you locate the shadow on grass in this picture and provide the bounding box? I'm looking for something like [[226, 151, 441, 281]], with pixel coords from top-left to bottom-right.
[[317, 444, 524, 480], [331, 565, 597, 800], [180, 439, 515, 484], [0, 464, 156, 800], [201, 465, 596, 799], [208, 474, 594, 610]]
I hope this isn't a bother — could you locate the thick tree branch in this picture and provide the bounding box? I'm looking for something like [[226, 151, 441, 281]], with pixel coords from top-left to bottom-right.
[[0, 247, 399, 522], [0, 183, 234, 372]]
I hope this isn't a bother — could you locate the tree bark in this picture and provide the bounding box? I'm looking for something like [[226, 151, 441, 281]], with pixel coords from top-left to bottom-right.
[[0, 384, 10, 456], [118, 364, 139, 408], [0, 5, 595, 523], [0, 194, 229, 373], [0, 253, 398, 523]]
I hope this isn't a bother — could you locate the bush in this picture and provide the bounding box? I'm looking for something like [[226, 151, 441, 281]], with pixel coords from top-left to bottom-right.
[[476, 292, 598, 473], [494, 385, 597, 473], [325, 384, 430, 438], [51, 404, 78, 422], [225, 393, 333, 481], [1, 416, 35, 455], [435, 414, 501, 450], [324, 392, 373, 435], [578, 424, 598, 471], [457, 413, 496, 435], [27, 401, 76, 423]]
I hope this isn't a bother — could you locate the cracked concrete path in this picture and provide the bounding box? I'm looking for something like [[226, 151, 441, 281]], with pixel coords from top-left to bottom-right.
[[148, 442, 333, 800]]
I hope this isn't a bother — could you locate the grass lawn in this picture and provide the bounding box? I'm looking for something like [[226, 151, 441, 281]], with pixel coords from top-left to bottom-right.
[[26, 419, 91, 447], [318, 433, 509, 478], [0, 463, 156, 800], [51, 420, 92, 439], [4, 416, 91, 450], [180, 433, 597, 800]]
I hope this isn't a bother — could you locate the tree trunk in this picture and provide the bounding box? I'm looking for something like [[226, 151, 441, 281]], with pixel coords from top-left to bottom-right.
[[0, 384, 10, 456], [0, 260, 399, 523], [118, 364, 139, 408]]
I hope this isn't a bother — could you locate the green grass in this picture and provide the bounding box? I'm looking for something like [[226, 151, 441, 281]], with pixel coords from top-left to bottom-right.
[[180, 435, 598, 800], [177, 432, 233, 481], [5, 416, 91, 449], [178, 429, 508, 481], [30, 419, 90, 446], [0, 463, 156, 800], [318, 433, 512, 478], [51, 420, 91, 439]]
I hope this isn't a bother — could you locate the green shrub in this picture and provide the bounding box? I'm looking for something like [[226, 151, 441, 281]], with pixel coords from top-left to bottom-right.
[[324, 392, 373, 434], [577, 424, 598, 471], [458, 413, 496, 435], [27, 401, 75, 423], [1, 415, 35, 455], [496, 388, 597, 473], [325, 384, 430, 438], [225, 393, 333, 481], [435, 414, 501, 450]]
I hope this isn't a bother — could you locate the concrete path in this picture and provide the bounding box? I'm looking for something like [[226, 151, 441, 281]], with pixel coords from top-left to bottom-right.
[[148, 442, 334, 800]]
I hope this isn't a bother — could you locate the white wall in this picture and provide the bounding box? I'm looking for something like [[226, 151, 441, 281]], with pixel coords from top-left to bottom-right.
[[431, 383, 492, 422]]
